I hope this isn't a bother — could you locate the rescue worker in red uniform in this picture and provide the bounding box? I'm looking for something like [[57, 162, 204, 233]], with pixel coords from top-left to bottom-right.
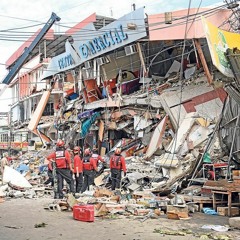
[[81, 148, 98, 193], [47, 139, 74, 199], [73, 146, 83, 193], [109, 148, 127, 190], [91, 147, 105, 167]]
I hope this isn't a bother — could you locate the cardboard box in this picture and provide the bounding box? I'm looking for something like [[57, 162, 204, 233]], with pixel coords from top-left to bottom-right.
[[167, 205, 188, 213], [217, 207, 239, 216], [232, 170, 240, 180], [167, 211, 179, 220]]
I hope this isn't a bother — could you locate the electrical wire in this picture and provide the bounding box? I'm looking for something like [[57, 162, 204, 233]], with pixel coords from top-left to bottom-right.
[[164, 0, 193, 180], [0, 5, 228, 84], [0, 3, 234, 94], [0, 3, 228, 43]]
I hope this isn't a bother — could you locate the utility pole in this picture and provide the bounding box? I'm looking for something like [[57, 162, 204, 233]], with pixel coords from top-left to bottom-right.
[[132, 3, 136, 11], [223, 0, 240, 32], [8, 109, 12, 156]]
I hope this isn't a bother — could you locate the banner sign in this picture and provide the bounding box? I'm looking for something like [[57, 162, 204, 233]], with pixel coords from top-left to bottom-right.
[[202, 17, 234, 77], [0, 142, 28, 150]]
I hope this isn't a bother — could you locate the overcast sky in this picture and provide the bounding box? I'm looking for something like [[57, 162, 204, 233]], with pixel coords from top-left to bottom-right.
[[0, 0, 222, 111]]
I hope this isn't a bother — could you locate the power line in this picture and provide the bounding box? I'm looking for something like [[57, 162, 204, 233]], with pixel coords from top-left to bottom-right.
[[0, 5, 227, 46], [0, 3, 227, 37]]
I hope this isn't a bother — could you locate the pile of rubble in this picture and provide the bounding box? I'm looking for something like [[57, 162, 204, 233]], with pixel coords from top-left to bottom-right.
[[0, 73, 237, 225]]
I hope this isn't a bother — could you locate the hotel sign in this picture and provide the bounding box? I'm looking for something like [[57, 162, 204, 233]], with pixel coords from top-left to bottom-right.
[[42, 8, 146, 79], [77, 24, 128, 59]]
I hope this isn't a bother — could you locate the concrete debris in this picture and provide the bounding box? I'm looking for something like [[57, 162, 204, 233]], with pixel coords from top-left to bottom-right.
[[34, 222, 47, 228], [0, 4, 240, 232], [3, 166, 32, 189], [1, 6, 240, 226], [229, 217, 240, 229]]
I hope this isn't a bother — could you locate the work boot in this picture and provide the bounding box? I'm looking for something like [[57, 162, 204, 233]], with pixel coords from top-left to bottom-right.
[[54, 193, 59, 199], [54, 193, 63, 199]]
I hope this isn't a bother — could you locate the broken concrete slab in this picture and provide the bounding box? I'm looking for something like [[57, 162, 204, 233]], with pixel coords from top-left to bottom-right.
[[166, 112, 197, 154], [3, 166, 32, 189], [145, 116, 168, 159], [127, 183, 141, 192], [229, 217, 240, 229], [134, 115, 153, 131], [159, 83, 226, 129], [188, 124, 211, 148], [126, 172, 145, 183], [154, 153, 179, 168]]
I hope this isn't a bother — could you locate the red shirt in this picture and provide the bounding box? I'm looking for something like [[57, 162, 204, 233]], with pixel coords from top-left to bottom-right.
[[110, 154, 127, 172], [47, 150, 72, 169], [91, 153, 104, 166], [73, 155, 83, 173], [82, 156, 97, 171]]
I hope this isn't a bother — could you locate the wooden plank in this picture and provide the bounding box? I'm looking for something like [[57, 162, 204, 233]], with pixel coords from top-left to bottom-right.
[[98, 120, 104, 142], [194, 39, 213, 84], [100, 147, 106, 157], [180, 194, 213, 203], [28, 90, 51, 131], [217, 207, 239, 216]]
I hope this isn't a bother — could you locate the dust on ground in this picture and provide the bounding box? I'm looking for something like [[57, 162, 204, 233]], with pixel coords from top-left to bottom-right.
[[0, 198, 239, 240]]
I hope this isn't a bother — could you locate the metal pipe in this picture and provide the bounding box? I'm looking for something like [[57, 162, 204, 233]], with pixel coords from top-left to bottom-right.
[[226, 113, 240, 180], [188, 118, 221, 186]]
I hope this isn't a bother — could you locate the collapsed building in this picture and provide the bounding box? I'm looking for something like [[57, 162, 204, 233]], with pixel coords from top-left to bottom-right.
[[1, 4, 240, 199]]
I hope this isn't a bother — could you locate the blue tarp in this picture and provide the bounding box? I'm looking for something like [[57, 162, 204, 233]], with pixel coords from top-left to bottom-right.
[[203, 208, 218, 215], [80, 112, 100, 138], [16, 164, 29, 174], [39, 165, 48, 173], [78, 109, 95, 120], [68, 93, 79, 100]]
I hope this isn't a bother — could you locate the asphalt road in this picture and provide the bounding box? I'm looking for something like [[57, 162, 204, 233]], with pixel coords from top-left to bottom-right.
[[0, 197, 239, 240]]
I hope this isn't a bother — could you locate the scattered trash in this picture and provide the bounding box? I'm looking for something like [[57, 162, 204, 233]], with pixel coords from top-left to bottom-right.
[[203, 208, 219, 215], [154, 228, 232, 240], [153, 228, 190, 236], [201, 225, 229, 232], [4, 225, 22, 229], [34, 222, 47, 228]]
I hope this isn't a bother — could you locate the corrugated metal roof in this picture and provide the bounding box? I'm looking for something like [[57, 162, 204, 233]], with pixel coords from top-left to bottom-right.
[[219, 85, 240, 162], [226, 48, 240, 90], [225, 84, 240, 105]]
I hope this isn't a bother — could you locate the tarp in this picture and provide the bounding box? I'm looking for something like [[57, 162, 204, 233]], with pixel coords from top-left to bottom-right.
[[80, 112, 101, 138], [78, 109, 95, 119]]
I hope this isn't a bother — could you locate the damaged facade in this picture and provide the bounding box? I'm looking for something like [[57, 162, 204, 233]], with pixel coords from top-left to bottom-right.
[[1, 4, 240, 224]]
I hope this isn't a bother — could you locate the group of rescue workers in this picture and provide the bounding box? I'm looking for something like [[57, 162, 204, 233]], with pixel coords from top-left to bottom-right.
[[45, 139, 127, 199]]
